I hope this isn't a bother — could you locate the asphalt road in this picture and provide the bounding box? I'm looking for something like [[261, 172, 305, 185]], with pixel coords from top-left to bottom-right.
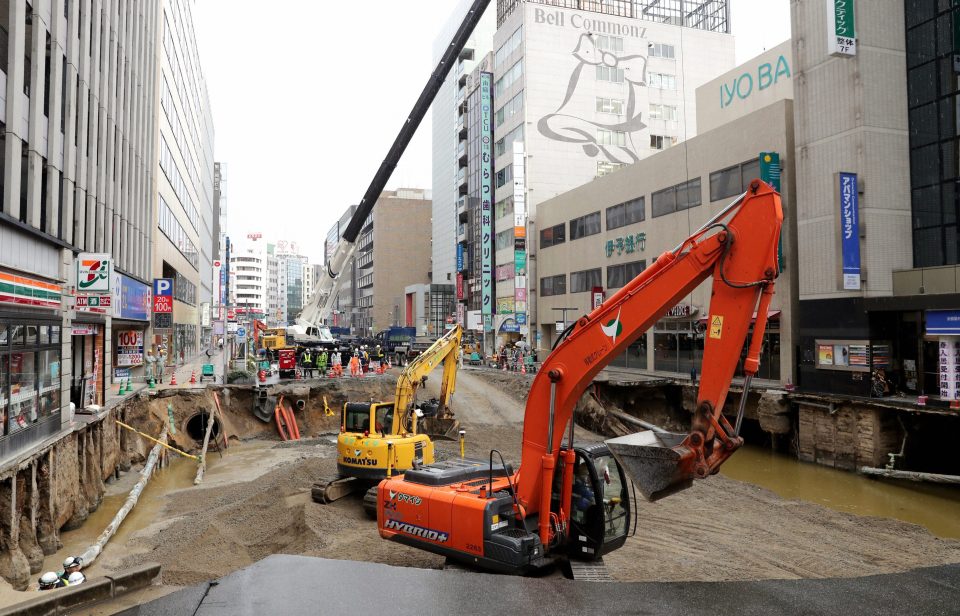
[[120, 554, 960, 616]]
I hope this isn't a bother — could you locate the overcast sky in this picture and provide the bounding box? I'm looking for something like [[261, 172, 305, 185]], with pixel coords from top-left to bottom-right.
[[193, 0, 791, 264]]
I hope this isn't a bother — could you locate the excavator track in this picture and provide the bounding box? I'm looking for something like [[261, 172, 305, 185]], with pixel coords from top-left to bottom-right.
[[311, 476, 363, 504], [362, 486, 379, 519]]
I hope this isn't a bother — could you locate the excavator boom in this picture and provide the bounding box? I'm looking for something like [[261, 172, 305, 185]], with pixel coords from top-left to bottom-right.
[[395, 325, 463, 439]]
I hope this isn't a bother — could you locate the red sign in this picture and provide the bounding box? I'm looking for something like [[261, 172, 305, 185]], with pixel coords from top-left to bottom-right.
[[456, 273, 464, 300], [76, 295, 111, 308], [227, 309, 236, 321], [153, 295, 173, 314], [592, 286, 605, 310]]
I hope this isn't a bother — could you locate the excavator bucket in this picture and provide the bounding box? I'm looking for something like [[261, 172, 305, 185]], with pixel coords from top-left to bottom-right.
[[605, 431, 694, 501], [419, 417, 461, 440]]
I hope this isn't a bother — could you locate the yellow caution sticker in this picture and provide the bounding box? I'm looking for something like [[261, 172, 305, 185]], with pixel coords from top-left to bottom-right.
[[709, 315, 724, 339]]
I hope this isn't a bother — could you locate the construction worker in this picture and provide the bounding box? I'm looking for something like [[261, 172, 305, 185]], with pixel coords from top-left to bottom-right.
[[317, 349, 328, 376], [67, 571, 85, 586], [361, 347, 370, 373], [349, 353, 361, 377], [301, 348, 313, 379], [376, 345, 384, 370], [59, 556, 82, 584], [39, 572, 65, 590]]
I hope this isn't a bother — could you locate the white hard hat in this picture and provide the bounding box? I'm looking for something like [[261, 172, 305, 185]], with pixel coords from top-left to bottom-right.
[[67, 571, 85, 585], [63, 556, 81, 568], [39, 572, 59, 586]]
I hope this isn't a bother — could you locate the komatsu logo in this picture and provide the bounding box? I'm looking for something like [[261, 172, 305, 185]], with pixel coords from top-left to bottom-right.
[[384, 519, 449, 543], [343, 457, 377, 466]]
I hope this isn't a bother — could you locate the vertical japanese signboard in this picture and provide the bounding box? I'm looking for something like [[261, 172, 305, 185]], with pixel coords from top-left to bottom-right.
[[760, 151, 784, 271], [826, 0, 856, 57], [838, 172, 861, 290], [939, 338, 960, 400], [513, 141, 527, 328], [480, 72, 494, 333]]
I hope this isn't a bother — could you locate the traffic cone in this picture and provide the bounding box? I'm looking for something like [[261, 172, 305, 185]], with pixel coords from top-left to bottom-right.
[[169, 372, 177, 386], [190, 371, 197, 385], [521, 362, 526, 375], [258, 369, 266, 383]]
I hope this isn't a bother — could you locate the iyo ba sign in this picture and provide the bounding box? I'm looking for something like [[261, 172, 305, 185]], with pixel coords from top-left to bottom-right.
[[720, 55, 791, 109], [838, 172, 861, 290], [826, 0, 856, 56]]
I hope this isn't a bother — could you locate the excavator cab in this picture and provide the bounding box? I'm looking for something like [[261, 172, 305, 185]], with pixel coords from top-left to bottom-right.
[[554, 443, 630, 560]]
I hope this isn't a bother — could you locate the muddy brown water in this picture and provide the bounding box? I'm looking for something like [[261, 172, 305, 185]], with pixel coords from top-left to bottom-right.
[[721, 445, 960, 539], [40, 454, 200, 578]]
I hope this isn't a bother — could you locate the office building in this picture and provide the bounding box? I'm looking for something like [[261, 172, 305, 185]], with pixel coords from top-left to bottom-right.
[[355, 189, 433, 334], [489, 0, 734, 342], [535, 42, 796, 381], [154, 0, 215, 364], [323, 205, 357, 332], [432, 0, 496, 288], [0, 1, 162, 457], [229, 236, 268, 317]]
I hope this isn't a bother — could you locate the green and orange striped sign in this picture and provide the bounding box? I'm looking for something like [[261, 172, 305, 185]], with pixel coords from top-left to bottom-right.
[[0, 272, 62, 308]]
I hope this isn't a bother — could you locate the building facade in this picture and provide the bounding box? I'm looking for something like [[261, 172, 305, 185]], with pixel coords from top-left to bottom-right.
[[0, 1, 214, 461], [229, 237, 268, 318], [356, 189, 433, 334], [791, 1, 923, 397], [432, 0, 496, 288], [535, 52, 796, 381], [324, 205, 357, 332], [487, 0, 734, 346], [154, 0, 215, 365]]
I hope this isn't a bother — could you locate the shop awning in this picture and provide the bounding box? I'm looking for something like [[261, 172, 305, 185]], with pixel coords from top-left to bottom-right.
[[698, 310, 781, 324]]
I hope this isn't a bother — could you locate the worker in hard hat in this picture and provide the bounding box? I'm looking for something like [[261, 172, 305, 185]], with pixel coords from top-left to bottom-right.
[[67, 571, 86, 586], [59, 556, 82, 584], [39, 571, 65, 590]]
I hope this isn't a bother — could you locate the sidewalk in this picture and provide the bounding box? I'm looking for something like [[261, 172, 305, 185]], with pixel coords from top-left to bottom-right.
[[103, 348, 228, 405]]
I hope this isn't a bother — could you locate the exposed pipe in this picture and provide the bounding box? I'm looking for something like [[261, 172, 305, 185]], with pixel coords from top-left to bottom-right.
[[859, 467, 960, 485], [194, 409, 217, 485], [606, 408, 669, 434], [78, 423, 168, 567]]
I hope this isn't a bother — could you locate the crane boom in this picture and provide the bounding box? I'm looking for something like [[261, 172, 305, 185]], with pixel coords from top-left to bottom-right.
[[298, 0, 492, 335]]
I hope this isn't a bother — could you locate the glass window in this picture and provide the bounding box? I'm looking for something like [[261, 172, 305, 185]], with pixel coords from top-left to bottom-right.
[[677, 178, 702, 210], [37, 350, 60, 419], [740, 158, 761, 189], [571, 268, 602, 293], [540, 275, 566, 297], [607, 260, 647, 288], [606, 198, 644, 230], [652, 186, 676, 217], [374, 404, 394, 434], [597, 455, 628, 543], [0, 354, 7, 436], [540, 223, 566, 249], [9, 351, 37, 434], [597, 161, 625, 177], [570, 212, 601, 240], [710, 165, 742, 201]]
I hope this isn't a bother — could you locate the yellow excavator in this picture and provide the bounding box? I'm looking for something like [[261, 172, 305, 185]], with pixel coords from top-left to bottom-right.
[[312, 325, 463, 516]]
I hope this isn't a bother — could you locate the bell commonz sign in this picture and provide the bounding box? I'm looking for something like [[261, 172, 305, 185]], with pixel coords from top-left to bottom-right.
[[827, 0, 856, 57]]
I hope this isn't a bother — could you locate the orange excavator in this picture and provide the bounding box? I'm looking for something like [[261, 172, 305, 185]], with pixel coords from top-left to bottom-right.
[[377, 180, 783, 574]]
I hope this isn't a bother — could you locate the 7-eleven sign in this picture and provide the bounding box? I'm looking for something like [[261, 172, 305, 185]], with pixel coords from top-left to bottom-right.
[[76, 253, 112, 293]]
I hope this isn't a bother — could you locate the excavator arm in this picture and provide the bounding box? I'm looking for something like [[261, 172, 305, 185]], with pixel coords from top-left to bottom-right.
[[517, 180, 781, 543], [377, 181, 782, 572], [394, 325, 463, 435]]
